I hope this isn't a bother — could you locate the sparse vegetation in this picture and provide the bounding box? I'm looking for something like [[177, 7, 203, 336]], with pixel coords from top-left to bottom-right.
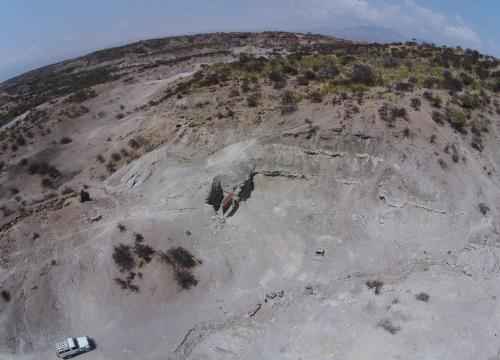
[[280, 90, 297, 114], [128, 138, 141, 149], [478, 203, 489, 216], [377, 319, 400, 334], [28, 162, 60, 178], [410, 98, 421, 111], [80, 190, 91, 202], [64, 89, 97, 104], [350, 64, 376, 86], [174, 270, 198, 289], [1, 290, 11, 302], [112, 244, 135, 272], [159, 247, 199, 269], [446, 108, 468, 134], [246, 93, 259, 107], [41, 178, 54, 189], [133, 242, 155, 263], [366, 280, 383, 295], [415, 292, 430, 302], [60, 137, 72, 144], [159, 247, 200, 290]]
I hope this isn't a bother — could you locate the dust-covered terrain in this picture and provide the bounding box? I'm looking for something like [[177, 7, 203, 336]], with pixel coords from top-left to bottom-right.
[[0, 32, 499, 359]]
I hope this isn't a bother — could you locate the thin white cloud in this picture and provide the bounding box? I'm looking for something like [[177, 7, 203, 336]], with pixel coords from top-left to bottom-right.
[[403, 0, 480, 44], [63, 34, 77, 41], [116, 21, 129, 28], [296, 0, 481, 45]]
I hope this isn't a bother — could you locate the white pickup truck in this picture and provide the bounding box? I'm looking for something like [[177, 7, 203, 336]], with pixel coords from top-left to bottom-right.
[[55, 336, 91, 359]]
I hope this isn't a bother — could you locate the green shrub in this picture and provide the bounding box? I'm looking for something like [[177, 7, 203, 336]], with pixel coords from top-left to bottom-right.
[[461, 93, 479, 109], [350, 64, 376, 86], [446, 108, 468, 134], [309, 90, 322, 103], [410, 98, 421, 111]]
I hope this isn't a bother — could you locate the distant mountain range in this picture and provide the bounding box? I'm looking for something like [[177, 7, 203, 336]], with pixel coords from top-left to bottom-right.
[[308, 25, 409, 44]]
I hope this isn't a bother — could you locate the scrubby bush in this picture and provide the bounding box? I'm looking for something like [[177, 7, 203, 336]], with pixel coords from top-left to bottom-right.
[[246, 93, 259, 107], [446, 108, 468, 134], [296, 76, 309, 86], [315, 60, 338, 79], [280, 90, 297, 114], [80, 190, 91, 202], [114, 277, 128, 290], [423, 91, 442, 108], [41, 178, 54, 189], [303, 70, 316, 81], [395, 82, 412, 92], [377, 319, 400, 334], [410, 98, 421, 111], [0, 290, 11, 302], [133, 242, 155, 263], [380, 56, 399, 68], [96, 154, 105, 163], [28, 162, 60, 178], [16, 136, 26, 147], [423, 76, 440, 89], [461, 93, 480, 110], [478, 203, 489, 215], [18, 158, 28, 167], [158, 247, 200, 290], [415, 292, 430, 302], [159, 247, 198, 269], [441, 70, 463, 93], [438, 159, 448, 169], [432, 111, 444, 125], [128, 138, 140, 149], [460, 72, 474, 86], [309, 90, 322, 103], [111, 152, 121, 162], [391, 107, 408, 121], [366, 280, 383, 295], [112, 244, 135, 272], [350, 64, 376, 86], [229, 88, 240, 98], [174, 270, 198, 289], [268, 70, 285, 83]]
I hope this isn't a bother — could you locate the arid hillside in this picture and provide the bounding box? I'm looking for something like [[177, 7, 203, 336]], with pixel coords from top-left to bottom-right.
[[0, 32, 499, 360]]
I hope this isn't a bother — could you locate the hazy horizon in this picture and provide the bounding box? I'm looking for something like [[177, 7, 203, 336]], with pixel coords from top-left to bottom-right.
[[1, 0, 499, 83]]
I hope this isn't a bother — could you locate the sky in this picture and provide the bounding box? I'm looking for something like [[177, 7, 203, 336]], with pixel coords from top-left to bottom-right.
[[0, 0, 499, 82]]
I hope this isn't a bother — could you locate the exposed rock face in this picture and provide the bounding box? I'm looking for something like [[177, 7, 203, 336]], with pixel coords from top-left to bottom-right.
[[0, 32, 499, 360]]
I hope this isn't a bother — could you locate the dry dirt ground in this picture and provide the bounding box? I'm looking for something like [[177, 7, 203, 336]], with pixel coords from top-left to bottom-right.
[[0, 33, 499, 360]]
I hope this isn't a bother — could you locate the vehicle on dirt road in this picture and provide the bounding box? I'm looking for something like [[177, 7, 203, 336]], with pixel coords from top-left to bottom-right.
[[55, 336, 91, 359]]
